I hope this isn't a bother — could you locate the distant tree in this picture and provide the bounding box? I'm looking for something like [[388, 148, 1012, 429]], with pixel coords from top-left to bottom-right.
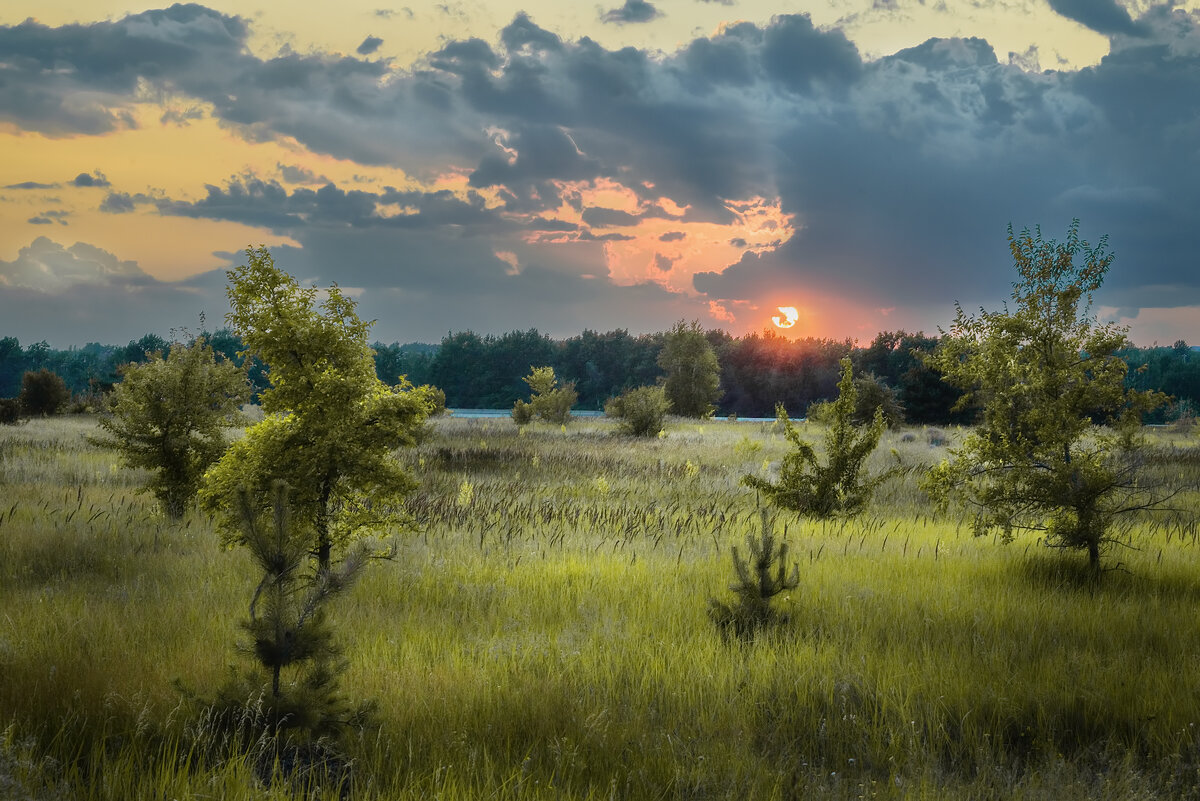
[[605, 385, 671, 437], [659, 320, 721, 418], [19, 368, 70, 416], [0, 398, 21, 425], [200, 247, 441, 573], [853, 373, 905, 428], [0, 336, 24, 397], [745, 358, 886, 518], [95, 337, 249, 518], [118, 333, 170, 366], [513, 365, 577, 425], [923, 221, 1170, 575]]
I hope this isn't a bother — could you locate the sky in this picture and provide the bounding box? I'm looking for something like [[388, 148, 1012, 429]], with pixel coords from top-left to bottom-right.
[[1, 0, 1198, 348]]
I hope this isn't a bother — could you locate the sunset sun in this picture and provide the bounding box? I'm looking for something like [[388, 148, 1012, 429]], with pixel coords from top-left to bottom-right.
[[771, 306, 799, 329]]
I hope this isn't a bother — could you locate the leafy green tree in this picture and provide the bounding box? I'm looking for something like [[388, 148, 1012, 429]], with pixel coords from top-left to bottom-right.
[[513, 366, 577, 425], [658, 320, 720, 418], [853, 373, 905, 428], [94, 337, 249, 518], [605, 385, 672, 437], [200, 246, 440, 573], [19, 368, 69, 416], [922, 221, 1168, 575], [744, 358, 886, 518]]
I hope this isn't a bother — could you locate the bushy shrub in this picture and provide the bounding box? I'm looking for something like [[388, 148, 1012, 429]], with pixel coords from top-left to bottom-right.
[[19, 369, 69, 416], [513, 366, 577, 425], [853, 373, 905, 428], [605, 385, 671, 437], [0, 397, 21, 425], [511, 399, 534, 425]]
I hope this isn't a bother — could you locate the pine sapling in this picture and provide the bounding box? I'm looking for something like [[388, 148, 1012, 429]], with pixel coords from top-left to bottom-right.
[[709, 511, 800, 638], [226, 481, 369, 739]]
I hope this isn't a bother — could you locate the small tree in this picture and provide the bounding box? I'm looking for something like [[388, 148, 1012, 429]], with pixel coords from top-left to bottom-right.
[[19, 369, 69, 416], [0, 398, 20, 425], [923, 221, 1169, 575], [708, 511, 799, 638], [744, 358, 886, 518], [200, 247, 440, 573], [228, 482, 366, 737], [513, 366, 577, 425], [853, 373, 905, 428], [95, 337, 249, 518], [605, 385, 671, 437], [658, 320, 720, 418]]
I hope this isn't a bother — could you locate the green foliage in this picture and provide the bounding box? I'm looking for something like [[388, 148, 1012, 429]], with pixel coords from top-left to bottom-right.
[[604, 385, 671, 437], [658, 320, 720, 418], [708, 511, 799, 638], [219, 482, 367, 740], [513, 366, 577, 425], [511, 398, 534, 425], [745, 358, 886, 518], [853, 373, 905, 428], [922, 221, 1170, 573], [19, 368, 69, 416], [93, 337, 248, 518], [200, 246, 440, 571], [0, 397, 20, 425]]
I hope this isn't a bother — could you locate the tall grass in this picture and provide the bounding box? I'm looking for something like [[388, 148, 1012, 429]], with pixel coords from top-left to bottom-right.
[[1, 415, 1198, 798]]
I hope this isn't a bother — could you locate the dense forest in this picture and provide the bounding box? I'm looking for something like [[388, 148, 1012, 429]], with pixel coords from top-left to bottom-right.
[[2, 328, 1197, 424]]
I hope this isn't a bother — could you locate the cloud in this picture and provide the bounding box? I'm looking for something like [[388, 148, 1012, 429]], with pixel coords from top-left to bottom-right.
[[0, 236, 153, 292], [99, 191, 156, 214], [1046, 0, 1143, 36], [357, 35, 384, 55], [71, 171, 111, 188], [601, 0, 663, 25], [5, 181, 59, 190], [27, 209, 70, 226], [0, 237, 229, 345], [4, 5, 1200, 342]]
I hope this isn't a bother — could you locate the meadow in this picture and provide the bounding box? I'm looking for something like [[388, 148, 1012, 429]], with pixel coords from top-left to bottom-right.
[[2, 414, 1200, 799]]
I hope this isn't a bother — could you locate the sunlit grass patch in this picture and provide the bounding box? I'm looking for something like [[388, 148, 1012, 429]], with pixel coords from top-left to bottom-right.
[[1, 415, 1199, 798]]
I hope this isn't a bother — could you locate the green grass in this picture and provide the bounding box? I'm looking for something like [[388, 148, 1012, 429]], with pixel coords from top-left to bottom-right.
[[1, 415, 1199, 798]]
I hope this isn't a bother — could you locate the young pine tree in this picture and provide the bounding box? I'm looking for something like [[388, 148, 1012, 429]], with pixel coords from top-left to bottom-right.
[[226, 482, 368, 738], [744, 358, 886, 518], [709, 511, 800, 638]]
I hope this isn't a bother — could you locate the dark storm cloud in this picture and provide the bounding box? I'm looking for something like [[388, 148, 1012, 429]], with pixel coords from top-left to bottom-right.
[[1047, 0, 1144, 36], [357, 35, 384, 55], [153, 176, 511, 234], [601, 0, 663, 25], [581, 207, 641, 227], [500, 12, 563, 52], [761, 13, 862, 92]]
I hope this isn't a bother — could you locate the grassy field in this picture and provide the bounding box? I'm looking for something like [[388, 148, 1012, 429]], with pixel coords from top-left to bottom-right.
[[2, 414, 1200, 799]]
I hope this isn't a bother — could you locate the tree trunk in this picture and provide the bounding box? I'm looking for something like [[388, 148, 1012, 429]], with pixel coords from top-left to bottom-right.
[[316, 474, 333, 573], [1087, 537, 1101, 577]]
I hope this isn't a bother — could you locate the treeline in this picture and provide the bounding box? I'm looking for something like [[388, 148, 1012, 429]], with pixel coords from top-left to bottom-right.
[[3, 328, 1198, 424]]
